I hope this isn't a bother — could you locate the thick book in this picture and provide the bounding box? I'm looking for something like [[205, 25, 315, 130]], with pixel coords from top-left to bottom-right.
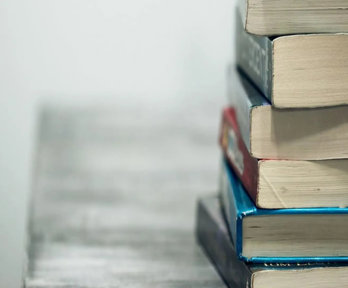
[[220, 107, 348, 209], [238, 0, 348, 36], [235, 11, 348, 108], [220, 158, 348, 263], [227, 66, 348, 160], [196, 195, 348, 288]]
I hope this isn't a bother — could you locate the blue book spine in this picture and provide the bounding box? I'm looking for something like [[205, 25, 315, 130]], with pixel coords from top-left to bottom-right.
[[220, 158, 348, 263], [220, 158, 255, 260]]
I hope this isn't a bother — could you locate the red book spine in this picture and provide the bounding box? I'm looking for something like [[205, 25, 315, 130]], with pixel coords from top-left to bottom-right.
[[219, 107, 259, 204]]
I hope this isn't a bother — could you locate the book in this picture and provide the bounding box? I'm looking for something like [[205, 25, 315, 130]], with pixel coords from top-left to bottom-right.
[[227, 66, 348, 160], [196, 195, 348, 288], [220, 107, 348, 209], [238, 0, 348, 36], [235, 11, 348, 108], [220, 157, 348, 263]]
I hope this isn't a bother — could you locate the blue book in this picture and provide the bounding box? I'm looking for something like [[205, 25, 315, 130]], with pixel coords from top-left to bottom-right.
[[196, 196, 348, 288], [220, 158, 348, 263]]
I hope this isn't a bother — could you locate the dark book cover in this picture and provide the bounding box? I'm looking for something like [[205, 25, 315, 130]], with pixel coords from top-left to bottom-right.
[[225, 65, 269, 153], [196, 196, 252, 288], [235, 9, 273, 101]]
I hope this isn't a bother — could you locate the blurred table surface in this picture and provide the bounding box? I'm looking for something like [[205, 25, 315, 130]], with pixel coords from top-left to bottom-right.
[[24, 100, 226, 287]]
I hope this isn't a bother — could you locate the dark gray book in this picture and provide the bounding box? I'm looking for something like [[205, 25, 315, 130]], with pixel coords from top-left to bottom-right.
[[226, 66, 348, 160], [235, 10, 348, 109], [196, 195, 348, 288]]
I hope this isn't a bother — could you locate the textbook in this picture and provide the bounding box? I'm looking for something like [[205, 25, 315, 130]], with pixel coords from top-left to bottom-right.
[[238, 0, 348, 36], [196, 196, 348, 288], [220, 158, 348, 263], [227, 67, 348, 160], [220, 107, 348, 209], [235, 12, 348, 108]]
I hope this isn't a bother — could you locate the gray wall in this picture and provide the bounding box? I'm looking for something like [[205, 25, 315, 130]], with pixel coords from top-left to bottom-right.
[[0, 1, 234, 287]]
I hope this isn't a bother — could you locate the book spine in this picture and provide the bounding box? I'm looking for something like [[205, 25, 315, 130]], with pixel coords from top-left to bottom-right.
[[196, 197, 252, 288], [220, 158, 259, 261], [235, 9, 273, 101], [220, 108, 259, 205], [226, 66, 270, 153], [219, 159, 242, 258], [226, 67, 252, 151]]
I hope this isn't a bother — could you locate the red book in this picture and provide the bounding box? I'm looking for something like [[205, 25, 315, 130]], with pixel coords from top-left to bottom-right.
[[219, 107, 348, 210], [219, 107, 259, 205]]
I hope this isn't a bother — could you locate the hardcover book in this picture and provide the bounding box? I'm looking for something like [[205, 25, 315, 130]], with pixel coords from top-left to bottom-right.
[[238, 0, 348, 36], [196, 195, 348, 288], [220, 158, 348, 263], [227, 66, 348, 160], [235, 11, 348, 108], [220, 107, 348, 209]]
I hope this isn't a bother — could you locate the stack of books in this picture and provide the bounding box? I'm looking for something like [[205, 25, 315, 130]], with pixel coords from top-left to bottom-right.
[[196, 1, 348, 287]]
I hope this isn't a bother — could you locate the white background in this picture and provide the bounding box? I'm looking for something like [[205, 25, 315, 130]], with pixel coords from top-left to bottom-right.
[[0, 1, 235, 287]]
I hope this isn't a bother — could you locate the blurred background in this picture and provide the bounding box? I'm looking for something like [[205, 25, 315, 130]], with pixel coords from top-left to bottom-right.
[[0, 1, 234, 287]]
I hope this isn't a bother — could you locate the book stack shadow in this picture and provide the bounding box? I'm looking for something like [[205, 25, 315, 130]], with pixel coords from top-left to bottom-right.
[[196, 3, 348, 288]]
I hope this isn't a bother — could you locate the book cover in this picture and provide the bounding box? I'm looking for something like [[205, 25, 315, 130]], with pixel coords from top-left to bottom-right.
[[226, 65, 269, 153], [219, 107, 259, 204], [196, 196, 251, 288], [220, 158, 348, 263], [235, 9, 273, 101]]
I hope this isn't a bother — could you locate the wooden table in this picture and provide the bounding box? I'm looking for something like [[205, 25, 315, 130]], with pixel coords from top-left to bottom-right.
[[25, 100, 226, 287]]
